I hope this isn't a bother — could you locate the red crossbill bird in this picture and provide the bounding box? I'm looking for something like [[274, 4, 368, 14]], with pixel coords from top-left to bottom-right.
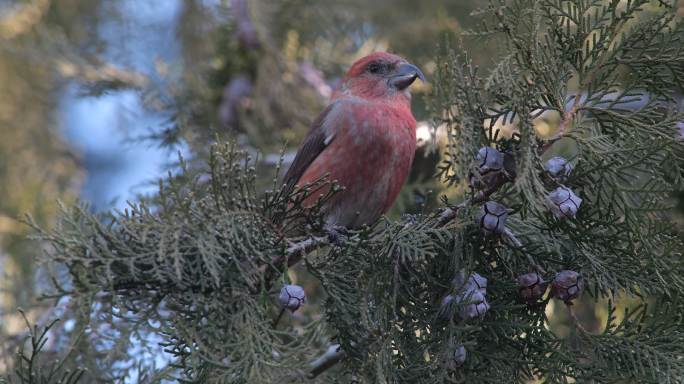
[[283, 52, 424, 229]]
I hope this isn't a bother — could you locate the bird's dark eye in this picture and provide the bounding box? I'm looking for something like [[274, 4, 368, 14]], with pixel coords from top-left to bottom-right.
[[368, 62, 382, 74]]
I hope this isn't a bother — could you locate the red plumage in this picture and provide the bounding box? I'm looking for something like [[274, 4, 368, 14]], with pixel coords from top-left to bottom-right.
[[283, 52, 424, 228]]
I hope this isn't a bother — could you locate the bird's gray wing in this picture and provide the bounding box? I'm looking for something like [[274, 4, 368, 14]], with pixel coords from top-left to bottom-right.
[[281, 101, 344, 194]]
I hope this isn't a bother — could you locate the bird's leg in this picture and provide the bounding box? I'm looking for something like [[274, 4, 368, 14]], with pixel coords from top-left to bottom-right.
[[323, 224, 348, 247]]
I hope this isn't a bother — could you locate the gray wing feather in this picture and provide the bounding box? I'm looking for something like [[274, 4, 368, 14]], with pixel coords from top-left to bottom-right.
[[282, 102, 339, 194]]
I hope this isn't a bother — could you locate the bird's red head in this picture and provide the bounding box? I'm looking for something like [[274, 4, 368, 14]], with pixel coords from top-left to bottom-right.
[[336, 52, 425, 102]]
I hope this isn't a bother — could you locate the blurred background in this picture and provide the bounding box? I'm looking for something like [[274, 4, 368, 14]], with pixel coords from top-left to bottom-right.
[[0, 0, 681, 380]]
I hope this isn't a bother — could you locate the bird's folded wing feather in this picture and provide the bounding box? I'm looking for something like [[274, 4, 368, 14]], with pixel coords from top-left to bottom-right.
[[282, 100, 349, 194]]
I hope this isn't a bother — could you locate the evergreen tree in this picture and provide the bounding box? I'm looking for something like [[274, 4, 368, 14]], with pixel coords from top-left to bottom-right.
[[4, 0, 684, 382]]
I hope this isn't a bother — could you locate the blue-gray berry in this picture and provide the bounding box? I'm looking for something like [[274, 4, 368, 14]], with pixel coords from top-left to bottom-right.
[[551, 270, 584, 303], [466, 272, 487, 295], [476, 147, 504, 173], [478, 201, 508, 234], [548, 187, 582, 219], [453, 344, 467, 367], [545, 156, 573, 178], [517, 272, 548, 303], [469, 147, 507, 191], [457, 290, 490, 320], [277, 284, 306, 311]]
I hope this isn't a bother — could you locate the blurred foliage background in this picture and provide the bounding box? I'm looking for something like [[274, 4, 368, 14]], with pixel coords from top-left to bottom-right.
[[0, 0, 682, 380]]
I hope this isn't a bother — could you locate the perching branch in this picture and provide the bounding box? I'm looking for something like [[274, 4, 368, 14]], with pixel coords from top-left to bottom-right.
[[283, 236, 329, 267], [552, 93, 581, 140], [261, 235, 329, 290]]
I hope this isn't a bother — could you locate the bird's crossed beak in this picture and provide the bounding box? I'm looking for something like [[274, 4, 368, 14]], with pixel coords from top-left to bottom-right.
[[389, 62, 425, 90]]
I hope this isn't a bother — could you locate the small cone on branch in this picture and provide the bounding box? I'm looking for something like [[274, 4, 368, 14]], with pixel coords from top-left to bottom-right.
[[277, 284, 306, 311], [466, 272, 487, 295], [446, 343, 467, 370], [442, 270, 492, 321], [545, 156, 573, 179], [550, 270, 584, 304], [476, 147, 504, 173], [477, 201, 508, 234], [457, 290, 490, 320], [547, 186, 582, 219], [460, 299, 490, 320], [517, 272, 548, 304], [443, 271, 491, 321], [469, 147, 507, 192]]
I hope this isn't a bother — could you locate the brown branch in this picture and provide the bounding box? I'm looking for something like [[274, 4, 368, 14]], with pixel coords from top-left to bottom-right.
[[308, 344, 345, 379], [436, 199, 472, 227], [542, 93, 582, 152], [544, 15, 628, 152], [502, 227, 546, 275], [284, 236, 329, 267], [558, 93, 582, 137], [264, 233, 331, 273]]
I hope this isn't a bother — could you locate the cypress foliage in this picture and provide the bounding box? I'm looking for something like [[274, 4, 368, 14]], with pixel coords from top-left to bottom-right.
[[5, 0, 684, 382]]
